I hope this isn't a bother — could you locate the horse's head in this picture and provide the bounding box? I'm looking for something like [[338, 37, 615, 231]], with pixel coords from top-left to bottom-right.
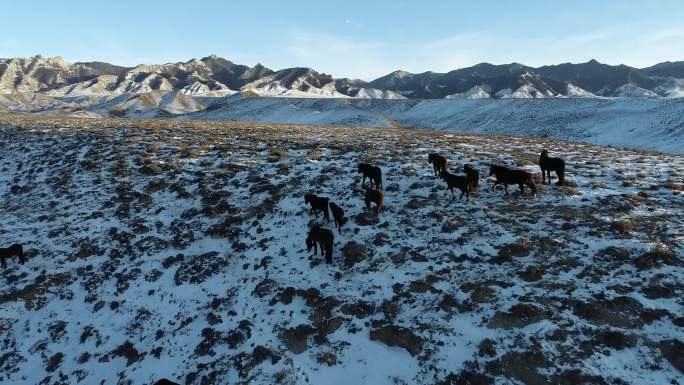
[[428, 153, 435, 163], [541, 149, 549, 158], [489, 165, 497, 176], [439, 170, 449, 180], [304, 194, 312, 204]]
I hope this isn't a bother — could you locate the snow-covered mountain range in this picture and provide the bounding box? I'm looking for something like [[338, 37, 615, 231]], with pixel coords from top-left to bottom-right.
[[2, 55, 684, 99]]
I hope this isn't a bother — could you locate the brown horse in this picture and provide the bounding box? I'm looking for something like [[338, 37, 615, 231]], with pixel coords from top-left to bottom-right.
[[306, 225, 334, 264], [489, 165, 536, 195], [364, 189, 384, 213], [428, 153, 447, 177]]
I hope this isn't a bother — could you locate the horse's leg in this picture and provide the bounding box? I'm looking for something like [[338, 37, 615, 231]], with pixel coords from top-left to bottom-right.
[[1, 256, 5, 269], [504, 184, 509, 195], [519, 183, 525, 194]]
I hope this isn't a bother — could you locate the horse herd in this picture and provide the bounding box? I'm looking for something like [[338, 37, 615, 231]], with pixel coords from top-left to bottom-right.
[[303, 149, 565, 265], [0, 150, 565, 271]]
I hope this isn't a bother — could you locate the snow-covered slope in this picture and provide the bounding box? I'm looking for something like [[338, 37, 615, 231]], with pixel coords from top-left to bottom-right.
[[613, 83, 659, 98], [182, 97, 684, 154], [445, 85, 492, 99], [0, 116, 683, 385]]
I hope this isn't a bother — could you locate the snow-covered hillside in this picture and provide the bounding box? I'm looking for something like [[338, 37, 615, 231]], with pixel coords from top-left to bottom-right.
[[185, 97, 684, 155], [0, 115, 683, 385]]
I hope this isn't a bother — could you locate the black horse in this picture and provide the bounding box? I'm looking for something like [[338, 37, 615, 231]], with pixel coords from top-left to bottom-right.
[[539, 150, 565, 185], [428, 153, 447, 177], [0, 244, 25, 269], [489, 165, 537, 195], [306, 225, 334, 264], [304, 194, 330, 221], [357, 163, 382, 190]]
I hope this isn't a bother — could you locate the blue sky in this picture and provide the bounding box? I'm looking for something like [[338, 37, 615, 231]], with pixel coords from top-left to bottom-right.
[[2, 0, 683, 80]]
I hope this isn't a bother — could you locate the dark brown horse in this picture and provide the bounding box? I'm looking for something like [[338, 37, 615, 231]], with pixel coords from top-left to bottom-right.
[[428, 153, 447, 177], [463, 164, 479, 192], [329, 202, 348, 232], [440, 170, 470, 201], [489, 165, 536, 195], [304, 193, 330, 221], [0, 244, 25, 269], [306, 225, 334, 264], [539, 150, 565, 185], [358, 163, 383, 190]]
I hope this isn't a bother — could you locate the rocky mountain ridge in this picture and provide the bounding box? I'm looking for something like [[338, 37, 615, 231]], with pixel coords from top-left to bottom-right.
[[2, 55, 684, 99]]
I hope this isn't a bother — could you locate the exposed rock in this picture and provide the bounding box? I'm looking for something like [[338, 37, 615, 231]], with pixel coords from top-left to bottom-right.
[[369, 325, 422, 356], [660, 339, 684, 374], [173, 251, 229, 285], [594, 330, 635, 350], [110, 341, 143, 366], [341, 241, 370, 268], [572, 296, 646, 328], [489, 303, 547, 329], [281, 325, 316, 354], [485, 350, 550, 385]]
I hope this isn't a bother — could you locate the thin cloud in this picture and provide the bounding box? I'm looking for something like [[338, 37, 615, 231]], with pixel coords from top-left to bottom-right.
[[344, 19, 361, 28]]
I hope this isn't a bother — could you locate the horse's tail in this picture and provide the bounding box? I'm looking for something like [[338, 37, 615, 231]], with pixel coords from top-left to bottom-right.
[[378, 169, 383, 189]]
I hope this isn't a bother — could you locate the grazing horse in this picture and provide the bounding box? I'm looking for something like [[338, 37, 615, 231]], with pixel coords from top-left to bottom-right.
[[489, 165, 536, 195], [539, 150, 565, 185], [0, 244, 25, 269], [329, 202, 348, 232], [463, 164, 479, 192], [306, 225, 334, 264], [364, 189, 384, 213], [428, 153, 448, 177], [304, 194, 330, 221], [440, 170, 470, 201], [358, 163, 382, 190]]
